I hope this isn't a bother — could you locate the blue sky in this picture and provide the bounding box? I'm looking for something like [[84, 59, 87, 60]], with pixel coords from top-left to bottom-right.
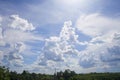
[[0, 0, 120, 74]]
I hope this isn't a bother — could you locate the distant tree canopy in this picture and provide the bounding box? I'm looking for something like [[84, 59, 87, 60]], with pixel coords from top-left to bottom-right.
[[0, 66, 10, 80], [0, 66, 120, 80]]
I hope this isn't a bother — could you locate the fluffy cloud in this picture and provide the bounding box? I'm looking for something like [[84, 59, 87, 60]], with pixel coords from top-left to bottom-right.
[[76, 13, 120, 37], [3, 29, 41, 43], [37, 14, 120, 73], [37, 21, 79, 70], [76, 13, 120, 70], [100, 33, 120, 66], [10, 15, 35, 31], [0, 15, 42, 71], [2, 42, 24, 67], [1, 13, 120, 73]]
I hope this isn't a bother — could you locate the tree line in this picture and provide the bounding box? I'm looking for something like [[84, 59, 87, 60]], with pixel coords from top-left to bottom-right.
[[0, 66, 120, 80]]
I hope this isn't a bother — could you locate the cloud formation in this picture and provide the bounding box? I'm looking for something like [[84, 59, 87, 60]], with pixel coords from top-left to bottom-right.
[[76, 13, 120, 37], [76, 13, 120, 70], [0, 13, 120, 73], [37, 13, 120, 73], [10, 15, 35, 31], [37, 21, 79, 72], [0, 15, 42, 71]]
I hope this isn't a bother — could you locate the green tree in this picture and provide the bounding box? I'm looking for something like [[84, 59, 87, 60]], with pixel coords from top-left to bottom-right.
[[0, 66, 10, 80]]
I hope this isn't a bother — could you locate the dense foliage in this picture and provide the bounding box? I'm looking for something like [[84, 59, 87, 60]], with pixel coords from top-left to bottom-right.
[[0, 66, 120, 80]]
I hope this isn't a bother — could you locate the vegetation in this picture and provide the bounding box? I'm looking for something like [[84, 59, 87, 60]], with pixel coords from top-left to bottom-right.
[[0, 66, 120, 80]]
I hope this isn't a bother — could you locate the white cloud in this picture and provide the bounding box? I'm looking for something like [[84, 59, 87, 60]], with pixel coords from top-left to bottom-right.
[[3, 29, 42, 44], [10, 15, 35, 31], [14, 42, 26, 53], [76, 13, 120, 37], [60, 21, 78, 42], [1, 13, 120, 73], [76, 13, 120, 71], [37, 17, 120, 73], [26, 0, 91, 25], [1, 41, 25, 68], [37, 21, 79, 71], [0, 14, 43, 72]]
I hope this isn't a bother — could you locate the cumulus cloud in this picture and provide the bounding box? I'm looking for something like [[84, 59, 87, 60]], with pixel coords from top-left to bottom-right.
[[100, 33, 120, 65], [78, 34, 120, 69], [76, 13, 120, 70], [3, 29, 41, 43], [37, 21, 79, 69], [2, 43, 24, 67], [10, 15, 35, 31], [37, 15, 120, 73], [1, 13, 120, 73], [0, 14, 42, 71]]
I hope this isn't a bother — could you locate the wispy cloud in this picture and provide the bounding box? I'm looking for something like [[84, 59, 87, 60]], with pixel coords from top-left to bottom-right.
[[76, 13, 120, 37]]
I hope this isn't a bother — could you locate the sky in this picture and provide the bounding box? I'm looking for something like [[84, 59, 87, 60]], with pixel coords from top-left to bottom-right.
[[0, 0, 120, 74]]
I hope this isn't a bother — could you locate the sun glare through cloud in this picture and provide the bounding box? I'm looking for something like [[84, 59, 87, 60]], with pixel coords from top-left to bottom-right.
[[57, 0, 84, 5], [54, 0, 88, 8]]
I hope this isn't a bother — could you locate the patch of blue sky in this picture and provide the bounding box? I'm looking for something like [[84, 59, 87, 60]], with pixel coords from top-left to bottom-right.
[[0, 43, 10, 50], [23, 55, 37, 64], [25, 41, 45, 51], [35, 23, 62, 38], [76, 30, 91, 42], [0, 0, 45, 4], [83, 0, 120, 16], [100, 0, 120, 16], [74, 44, 87, 52]]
